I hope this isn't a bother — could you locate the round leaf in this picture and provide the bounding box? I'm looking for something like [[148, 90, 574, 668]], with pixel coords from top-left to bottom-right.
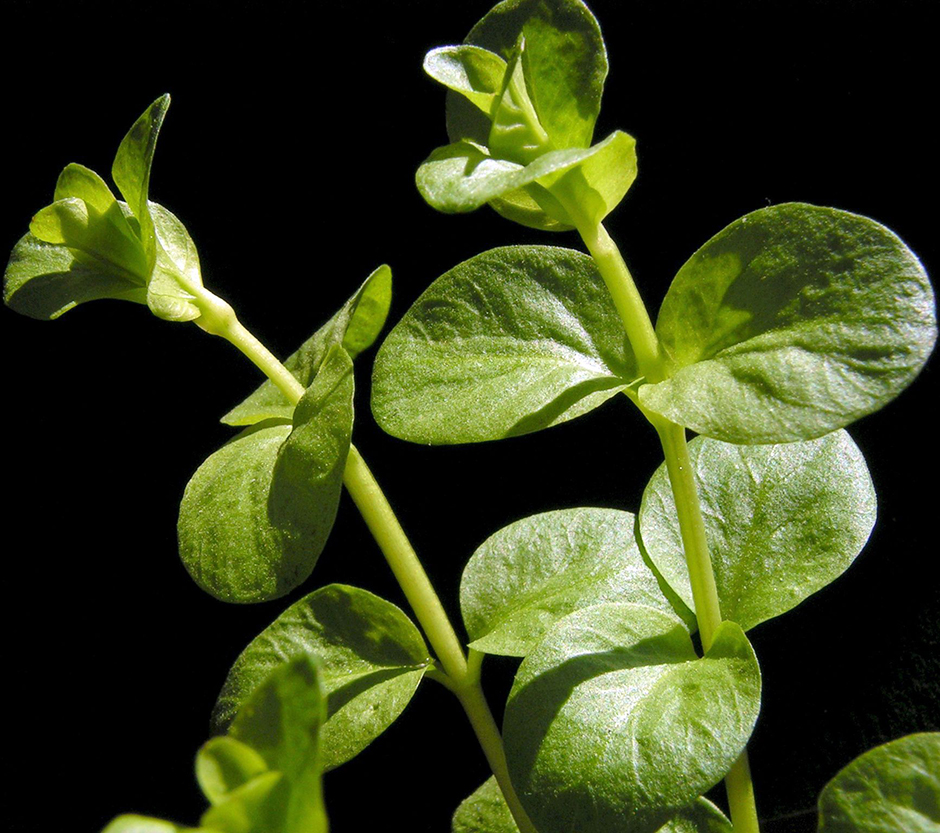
[[638, 430, 876, 631], [639, 203, 936, 443], [461, 507, 692, 657], [818, 733, 940, 832], [213, 584, 431, 770], [372, 245, 638, 444], [504, 604, 761, 833]]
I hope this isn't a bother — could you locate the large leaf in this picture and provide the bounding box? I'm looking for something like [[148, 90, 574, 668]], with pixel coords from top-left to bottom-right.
[[178, 347, 353, 603], [461, 507, 692, 657], [213, 584, 431, 770], [372, 245, 637, 444], [504, 603, 761, 833], [817, 733, 940, 832], [639, 204, 936, 444], [223, 264, 391, 426], [638, 430, 876, 631]]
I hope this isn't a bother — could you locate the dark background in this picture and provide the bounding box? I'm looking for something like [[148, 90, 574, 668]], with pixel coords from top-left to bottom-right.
[[2, 2, 936, 831]]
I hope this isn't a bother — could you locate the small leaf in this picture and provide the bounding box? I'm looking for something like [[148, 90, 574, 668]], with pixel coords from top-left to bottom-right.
[[199, 771, 290, 833], [372, 245, 638, 444], [213, 583, 431, 770], [504, 604, 761, 833], [196, 737, 269, 805], [461, 507, 692, 657], [639, 204, 937, 443], [101, 818, 195, 833], [178, 347, 353, 603], [638, 430, 877, 631], [817, 733, 940, 832], [223, 264, 391, 426], [453, 777, 519, 833], [424, 45, 507, 115], [147, 202, 203, 322]]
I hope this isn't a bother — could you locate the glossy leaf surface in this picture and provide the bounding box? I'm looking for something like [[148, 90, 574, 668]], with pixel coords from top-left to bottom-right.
[[148, 202, 203, 322], [461, 507, 691, 656], [818, 733, 940, 832], [640, 204, 936, 443], [424, 45, 507, 115], [504, 604, 760, 833], [224, 265, 390, 426], [213, 584, 430, 769], [178, 347, 353, 603], [638, 431, 876, 631], [372, 245, 637, 444]]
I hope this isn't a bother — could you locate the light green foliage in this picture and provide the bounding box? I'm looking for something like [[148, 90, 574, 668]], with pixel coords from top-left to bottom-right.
[[197, 738, 269, 806], [818, 733, 940, 832], [638, 430, 876, 631], [102, 819, 206, 833], [178, 347, 353, 603], [640, 203, 937, 444], [213, 584, 430, 770], [371, 245, 638, 443], [504, 604, 760, 833], [224, 264, 391, 426], [460, 507, 692, 656]]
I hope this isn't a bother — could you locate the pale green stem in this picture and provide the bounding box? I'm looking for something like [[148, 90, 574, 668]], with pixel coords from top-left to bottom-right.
[[192, 288, 536, 833]]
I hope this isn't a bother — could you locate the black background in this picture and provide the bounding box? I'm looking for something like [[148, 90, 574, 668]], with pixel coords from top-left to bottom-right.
[[1, 2, 937, 832]]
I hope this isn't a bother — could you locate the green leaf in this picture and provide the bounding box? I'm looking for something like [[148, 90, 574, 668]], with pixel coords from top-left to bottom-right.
[[660, 800, 734, 833], [199, 771, 291, 833], [178, 347, 353, 603], [372, 245, 638, 444], [818, 733, 940, 832], [223, 264, 391, 426], [213, 583, 431, 770], [4, 232, 148, 320], [461, 507, 692, 657], [639, 204, 937, 443], [448, 0, 607, 151], [638, 430, 876, 632], [453, 777, 519, 833], [147, 202, 203, 322], [101, 818, 199, 833], [504, 604, 761, 833], [196, 737, 269, 805], [424, 45, 507, 115]]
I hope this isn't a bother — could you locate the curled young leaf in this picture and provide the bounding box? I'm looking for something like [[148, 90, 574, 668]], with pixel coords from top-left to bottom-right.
[[639, 203, 937, 443], [372, 245, 638, 444], [196, 737, 269, 806], [212, 583, 431, 770], [424, 45, 507, 116], [638, 430, 877, 631], [504, 604, 761, 833]]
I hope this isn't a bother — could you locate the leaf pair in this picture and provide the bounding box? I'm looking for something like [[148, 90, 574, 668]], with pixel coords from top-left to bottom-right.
[[103, 655, 329, 833], [373, 204, 935, 447], [178, 266, 391, 603], [419, 0, 637, 229], [4, 96, 205, 322]]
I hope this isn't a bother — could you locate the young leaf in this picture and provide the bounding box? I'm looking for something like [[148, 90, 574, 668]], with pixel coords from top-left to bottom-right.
[[424, 45, 507, 116], [223, 264, 391, 426], [199, 772, 291, 833], [817, 733, 940, 832], [147, 202, 203, 322], [639, 203, 937, 444], [460, 507, 693, 657], [101, 818, 203, 833], [503, 604, 761, 833], [178, 347, 353, 603], [638, 430, 876, 632], [196, 737, 269, 806], [212, 583, 431, 770], [372, 245, 638, 444]]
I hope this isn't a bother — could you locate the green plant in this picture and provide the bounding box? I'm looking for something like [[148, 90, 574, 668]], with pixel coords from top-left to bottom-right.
[[3, 2, 938, 832]]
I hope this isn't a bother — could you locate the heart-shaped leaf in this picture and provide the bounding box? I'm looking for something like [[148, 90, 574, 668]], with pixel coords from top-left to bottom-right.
[[461, 507, 692, 657], [213, 584, 431, 770], [639, 203, 937, 443], [504, 603, 760, 833], [638, 430, 876, 631], [372, 245, 637, 444]]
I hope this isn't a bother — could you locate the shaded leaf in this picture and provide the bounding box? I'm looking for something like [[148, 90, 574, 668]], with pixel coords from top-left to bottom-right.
[[372, 245, 637, 444], [504, 604, 760, 833], [453, 777, 519, 833], [199, 771, 290, 833], [461, 507, 692, 657], [640, 204, 937, 443], [638, 430, 876, 631]]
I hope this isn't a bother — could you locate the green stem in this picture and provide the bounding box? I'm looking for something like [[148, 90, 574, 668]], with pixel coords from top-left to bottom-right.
[[193, 291, 536, 833]]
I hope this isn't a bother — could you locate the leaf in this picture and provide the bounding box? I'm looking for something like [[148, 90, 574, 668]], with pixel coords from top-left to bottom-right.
[[196, 737, 269, 805], [461, 507, 692, 657], [147, 202, 203, 322], [371, 245, 638, 444], [638, 430, 876, 631], [639, 204, 937, 443], [178, 347, 353, 603], [453, 777, 519, 833], [503, 604, 761, 833], [817, 733, 940, 832], [424, 45, 507, 115], [199, 771, 290, 833], [101, 818, 199, 833], [223, 264, 391, 426], [213, 583, 431, 770], [4, 232, 147, 320]]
